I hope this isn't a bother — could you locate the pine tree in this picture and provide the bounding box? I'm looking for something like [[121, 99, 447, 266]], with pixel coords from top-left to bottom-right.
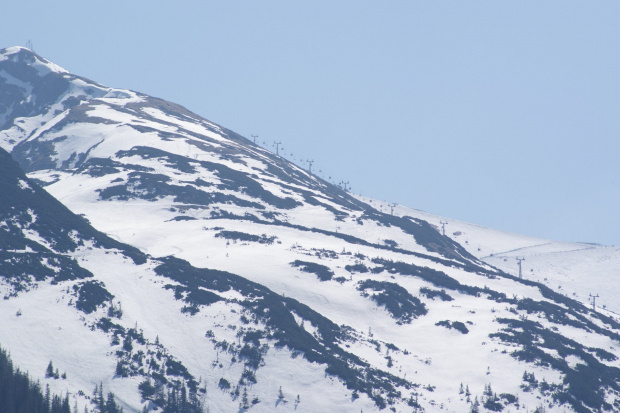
[[470, 396, 480, 413], [115, 361, 126, 377], [459, 383, 464, 395], [123, 335, 133, 352], [106, 392, 120, 413], [46, 361, 55, 378], [484, 383, 492, 397], [62, 393, 71, 413], [139, 378, 156, 400], [181, 384, 187, 408], [278, 386, 284, 400], [241, 387, 249, 409], [45, 384, 51, 409], [97, 382, 105, 412], [50, 394, 62, 413]]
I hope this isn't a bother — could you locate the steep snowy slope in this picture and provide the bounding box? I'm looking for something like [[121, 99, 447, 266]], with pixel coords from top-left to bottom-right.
[[0, 146, 413, 412], [362, 197, 620, 315], [2, 46, 620, 413]]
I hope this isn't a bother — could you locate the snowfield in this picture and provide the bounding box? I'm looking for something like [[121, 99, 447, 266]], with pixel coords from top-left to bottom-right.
[[360, 196, 620, 315]]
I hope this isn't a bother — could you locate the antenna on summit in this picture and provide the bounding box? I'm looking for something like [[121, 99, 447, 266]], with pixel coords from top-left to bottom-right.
[[26, 40, 34, 51], [516, 257, 525, 279], [439, 220, 448, 236]]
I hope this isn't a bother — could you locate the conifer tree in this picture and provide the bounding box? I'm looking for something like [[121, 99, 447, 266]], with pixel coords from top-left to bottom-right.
[[241, 387, 249, 409], [106, 392, 120, 413], [46, 361, 55, 378], [62, 393, 71, 413], [46, 384, 51, 409], [123, 335, 133, 352], [97, 382, 105, 412], [181, 385, 187, 408], [470, 396, 480, 413]]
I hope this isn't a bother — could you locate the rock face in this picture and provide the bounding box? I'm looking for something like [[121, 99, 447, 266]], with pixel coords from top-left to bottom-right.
[[2, 46, 620, 413]]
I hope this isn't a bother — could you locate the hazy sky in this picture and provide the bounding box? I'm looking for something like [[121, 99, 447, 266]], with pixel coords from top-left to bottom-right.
[[2, 1, 619, 245]]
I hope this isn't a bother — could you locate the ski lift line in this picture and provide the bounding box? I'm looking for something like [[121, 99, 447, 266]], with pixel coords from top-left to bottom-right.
[[245, 133, 354, 196]]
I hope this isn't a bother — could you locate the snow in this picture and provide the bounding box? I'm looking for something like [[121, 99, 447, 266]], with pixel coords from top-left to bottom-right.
[[17, 179, 32, 191], [360, 195, 620, 314], [0, 278, 118, 412], [24, 109, 70, 143], [101, 89, 144, 105], [141, 107, 227, 143], [3, 49, 620, 412], [0, 46, 29, 58], [0, 47, 68, 75]]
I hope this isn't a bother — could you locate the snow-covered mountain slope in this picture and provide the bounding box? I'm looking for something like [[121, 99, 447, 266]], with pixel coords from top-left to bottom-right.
[[0, 146, 409, 413], [362, 197, 620, 315], [2, 46, 620, 413]]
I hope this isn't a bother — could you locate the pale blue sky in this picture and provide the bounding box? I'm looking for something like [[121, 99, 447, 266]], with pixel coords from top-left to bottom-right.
[[2, 1, 619, 245]]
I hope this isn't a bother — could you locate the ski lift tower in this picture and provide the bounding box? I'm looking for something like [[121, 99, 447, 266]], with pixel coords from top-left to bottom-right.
[[439, 221, 448, 236], [388, 203, 396, 216], [589, 293, 600, 311], [516, 257, 525, 279]]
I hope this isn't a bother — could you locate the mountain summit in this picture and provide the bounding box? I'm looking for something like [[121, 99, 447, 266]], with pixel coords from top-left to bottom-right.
[[2, 47, 620, 413]]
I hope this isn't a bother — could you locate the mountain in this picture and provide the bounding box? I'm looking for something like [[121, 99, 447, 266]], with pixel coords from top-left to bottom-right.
[[2, 46, 620, 413]]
